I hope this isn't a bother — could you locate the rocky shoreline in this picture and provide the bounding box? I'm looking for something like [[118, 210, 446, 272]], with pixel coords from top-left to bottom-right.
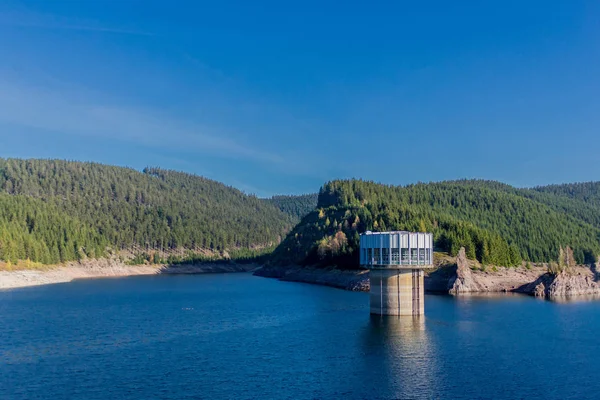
[[4, 250, 599, 300], [256, 248, 600, 300], [448, 248, 600, 299], [0, 258, 259, 290]]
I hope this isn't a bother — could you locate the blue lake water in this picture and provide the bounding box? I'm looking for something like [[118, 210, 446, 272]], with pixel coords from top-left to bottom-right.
[[1, 273, 600, 399]]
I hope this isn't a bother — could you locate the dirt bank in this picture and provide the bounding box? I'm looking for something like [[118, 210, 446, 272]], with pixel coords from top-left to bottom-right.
[[0, 258, 259, 290], [255, 249, 600, 299], [445, 247, 550, 294], [255, 263, 547, 294], [255, 264, 369, 291]]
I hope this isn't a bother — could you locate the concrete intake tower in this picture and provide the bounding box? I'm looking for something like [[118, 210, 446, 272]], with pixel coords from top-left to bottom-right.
[[360, 231, 433, 316]]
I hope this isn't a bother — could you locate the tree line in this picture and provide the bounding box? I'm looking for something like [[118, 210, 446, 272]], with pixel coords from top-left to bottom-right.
[[0, 159, 294, 264], [266, 194, 318, 222], [270, 179, 600, 268]]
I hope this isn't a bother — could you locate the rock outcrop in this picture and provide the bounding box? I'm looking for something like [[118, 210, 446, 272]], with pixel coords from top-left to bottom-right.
[[520, 270, 600, 299], [548, 273, 594, 297], [534, 281, 547, 298], [255, 251, 600, 300], [448, 247, 483, 294], [546, 271, 600, 298], [518, 273, 553, 297]]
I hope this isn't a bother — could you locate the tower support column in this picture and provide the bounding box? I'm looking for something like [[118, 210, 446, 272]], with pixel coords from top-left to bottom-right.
[[370, 269, 424, 316]]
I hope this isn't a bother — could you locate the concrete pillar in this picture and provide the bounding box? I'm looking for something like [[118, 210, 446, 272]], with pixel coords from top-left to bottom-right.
[[370, 269, 424, 316]]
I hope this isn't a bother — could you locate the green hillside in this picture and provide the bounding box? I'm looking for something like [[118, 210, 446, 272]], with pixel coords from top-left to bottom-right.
[[522, 182, 600, 227], [532, 182, 600, 206], [270, 179, 600, 268], [0, 159, 294, 264], [3, 159, 599, 269], [265, 194, 318, 222]]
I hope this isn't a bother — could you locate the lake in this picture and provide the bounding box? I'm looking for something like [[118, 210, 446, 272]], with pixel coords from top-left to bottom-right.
[[1, 273, 599, 399]]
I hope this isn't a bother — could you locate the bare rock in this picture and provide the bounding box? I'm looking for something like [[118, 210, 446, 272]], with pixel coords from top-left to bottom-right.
[[534, 282, 547, 298], [546, 271, 600, 298], [448, 247, 484, 294], [519, 268, 600, 299]]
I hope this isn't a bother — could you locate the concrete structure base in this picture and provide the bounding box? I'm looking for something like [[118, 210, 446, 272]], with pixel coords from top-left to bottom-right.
[[370, 269, 424, 316]]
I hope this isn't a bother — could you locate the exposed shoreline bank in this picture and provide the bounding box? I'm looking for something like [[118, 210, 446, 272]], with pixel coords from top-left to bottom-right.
[[255, 264, 370, 291], [255, 249, 600, 300], [4, 253, 599, 300], [0, 258, 258, 290]]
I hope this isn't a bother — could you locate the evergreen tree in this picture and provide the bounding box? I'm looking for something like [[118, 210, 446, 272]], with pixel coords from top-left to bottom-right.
[[270, 179, 600, 268], [0, 159, 295, 264]]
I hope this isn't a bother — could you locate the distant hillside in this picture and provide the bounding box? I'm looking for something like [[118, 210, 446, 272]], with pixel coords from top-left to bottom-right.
[[0, 159, 294, 264], [523, 182, 600, 225], [532, 182, 600, 205], [270, 179, 600, 268], [265, 194, 318, 222]]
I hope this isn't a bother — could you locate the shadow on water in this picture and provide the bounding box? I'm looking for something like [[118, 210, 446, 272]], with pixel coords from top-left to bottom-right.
[[157, 262, 259, 274], [354, 315, 440, 399]]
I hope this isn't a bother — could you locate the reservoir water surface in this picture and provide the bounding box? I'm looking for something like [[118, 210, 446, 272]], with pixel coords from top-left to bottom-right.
[[1, 273, 599, 399]]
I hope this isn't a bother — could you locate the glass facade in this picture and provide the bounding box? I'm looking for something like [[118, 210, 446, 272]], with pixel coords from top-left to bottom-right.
[[359, 231, 434, 267]]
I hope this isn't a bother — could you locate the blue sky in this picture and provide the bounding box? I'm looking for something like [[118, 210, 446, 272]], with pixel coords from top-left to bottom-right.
[[0, 1, 599, 196]]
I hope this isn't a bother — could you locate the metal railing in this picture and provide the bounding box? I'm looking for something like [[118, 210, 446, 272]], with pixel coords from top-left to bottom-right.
[[365, 254, 431, 266]]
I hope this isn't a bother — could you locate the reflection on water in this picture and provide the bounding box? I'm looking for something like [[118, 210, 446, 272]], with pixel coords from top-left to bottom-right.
[[548, 294, 600, 303], [4, 274, 600, 399], [450, 292, 525, 299], [359, 315, 438, 399], [449, 291, 600, 304]]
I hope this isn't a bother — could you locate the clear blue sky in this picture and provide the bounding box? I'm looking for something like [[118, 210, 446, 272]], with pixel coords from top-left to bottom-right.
[[1, 1, 599, 196]]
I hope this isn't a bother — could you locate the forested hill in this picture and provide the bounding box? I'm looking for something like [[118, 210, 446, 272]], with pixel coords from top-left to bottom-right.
[[531, 182, 600, 207], [0, 159, 294, 264], [265, 194, 318, 222], [270, 179, 600, 268]]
